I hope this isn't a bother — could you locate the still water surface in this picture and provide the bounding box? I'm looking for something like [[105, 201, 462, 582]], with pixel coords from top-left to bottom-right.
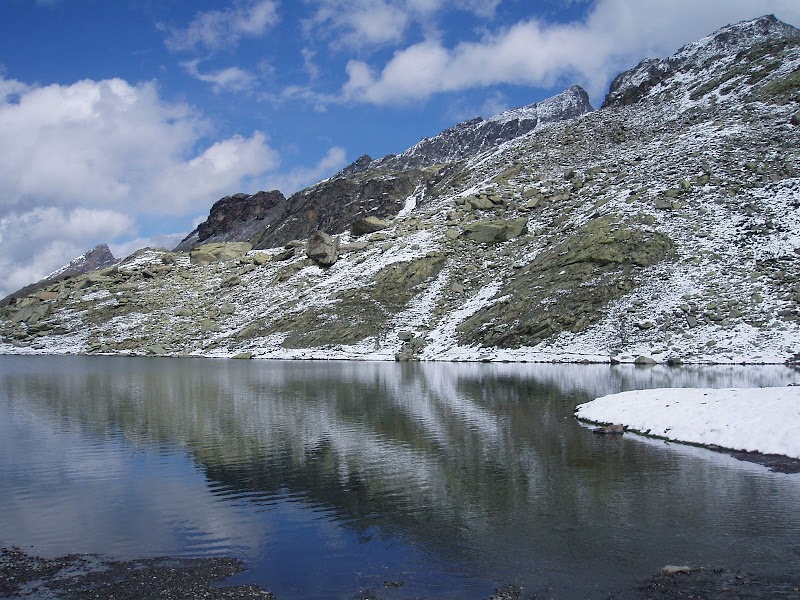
[[1, 356, 799, 598]]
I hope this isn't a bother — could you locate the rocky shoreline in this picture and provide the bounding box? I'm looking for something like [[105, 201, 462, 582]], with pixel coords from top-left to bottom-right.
[[3, 547, 798, 599], [0, 547, 274, 599]]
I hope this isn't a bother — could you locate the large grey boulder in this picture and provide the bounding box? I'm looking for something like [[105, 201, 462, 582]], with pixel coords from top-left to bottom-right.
[[462, 218, 528, 243], [306, 231, 340, 266]]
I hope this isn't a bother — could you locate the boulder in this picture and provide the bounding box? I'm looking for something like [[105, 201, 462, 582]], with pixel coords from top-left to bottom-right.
[[593, 424, 626, 435], [191, 242, 253, 264], [200, 319, 220, 332], [462, 218, 528, 243], [351, 216, 389, 236], [466, 196, 495, 210], [306, 231, 339, 266], [190, 250, 217, 265]]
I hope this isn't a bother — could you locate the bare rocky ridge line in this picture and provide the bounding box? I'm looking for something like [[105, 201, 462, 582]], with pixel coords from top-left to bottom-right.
[[172, 86, 593, 254], [1, 14, 798, 364], [0, 244, 118, 308]]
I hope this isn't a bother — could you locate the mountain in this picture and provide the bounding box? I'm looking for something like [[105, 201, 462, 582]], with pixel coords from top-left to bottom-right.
[[352, 85, 594, 173], [175, 85, 593, 253], [0, 244, 118, 307], [1, 15, 799, 365]]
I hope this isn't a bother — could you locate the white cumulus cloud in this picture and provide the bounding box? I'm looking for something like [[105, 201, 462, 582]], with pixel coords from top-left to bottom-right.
[[0, 75, 284, 296], [341, 0, 800, 104]]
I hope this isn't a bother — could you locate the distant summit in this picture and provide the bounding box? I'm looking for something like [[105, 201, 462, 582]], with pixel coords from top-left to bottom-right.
[[603, 14, 800, 108], [342, 85, 594, 174], [2, 244, 118, 306], [45, 244, 118, 281]]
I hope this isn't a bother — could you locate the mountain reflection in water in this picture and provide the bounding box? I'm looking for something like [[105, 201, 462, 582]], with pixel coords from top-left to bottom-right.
[[1, 356, 799, 599]]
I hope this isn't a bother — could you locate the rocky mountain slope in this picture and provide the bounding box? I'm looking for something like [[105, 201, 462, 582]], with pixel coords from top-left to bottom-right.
[[0, 244, 118, 307], [1, 15, 798, 364]]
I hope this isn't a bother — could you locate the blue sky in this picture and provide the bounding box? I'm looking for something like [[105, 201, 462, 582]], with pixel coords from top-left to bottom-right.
[[0, 0, 798, 296]]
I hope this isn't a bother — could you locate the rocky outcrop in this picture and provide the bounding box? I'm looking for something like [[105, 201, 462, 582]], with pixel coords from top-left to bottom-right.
[[252, 169, 427, 249], [336, 154, 373, 178], [174, 191, 285, 252], [189, 242, 253, 265], [456, 217, 675, 349]]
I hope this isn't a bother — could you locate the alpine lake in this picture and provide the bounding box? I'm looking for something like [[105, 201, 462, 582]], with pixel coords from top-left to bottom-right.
[[1, 355, 799, 599]]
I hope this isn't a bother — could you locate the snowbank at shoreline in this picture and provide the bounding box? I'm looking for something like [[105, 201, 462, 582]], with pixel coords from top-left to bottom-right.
[[576, 386, 800, 460]]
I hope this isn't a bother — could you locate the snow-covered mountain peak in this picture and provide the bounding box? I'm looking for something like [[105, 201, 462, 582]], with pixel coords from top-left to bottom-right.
[[45, 244, 118, 281], [672, 14, 798, 64], [603, 14, 800, 108], [362, 85, 592, 172], [487, 85, 592, 126]]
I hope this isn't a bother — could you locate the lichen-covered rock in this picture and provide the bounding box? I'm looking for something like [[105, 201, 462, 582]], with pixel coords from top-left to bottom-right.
[[457, 217, 675, 348], [461, 218, 528, 243], [191, 242, 253, 265]]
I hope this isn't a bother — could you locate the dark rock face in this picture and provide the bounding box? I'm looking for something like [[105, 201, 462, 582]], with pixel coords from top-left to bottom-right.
[[252, 170, 426, 249], [1, 244, 118, 307], [174, 190, 285, 251], [602, 14, 800, 108], [336, 154, 373, 178], [197, 191, 285, 241]]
